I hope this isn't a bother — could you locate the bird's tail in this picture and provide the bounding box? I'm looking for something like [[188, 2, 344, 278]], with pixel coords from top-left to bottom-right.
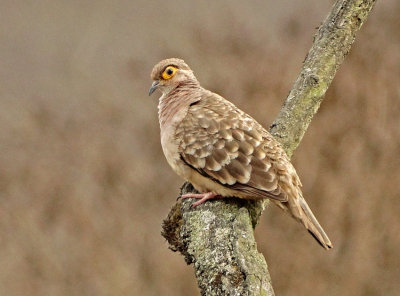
[[297, 197, 332, 249], [277, 196, 333, 250]]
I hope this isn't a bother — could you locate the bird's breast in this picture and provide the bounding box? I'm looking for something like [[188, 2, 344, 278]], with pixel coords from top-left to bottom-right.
[[159, 99, 190, 180]]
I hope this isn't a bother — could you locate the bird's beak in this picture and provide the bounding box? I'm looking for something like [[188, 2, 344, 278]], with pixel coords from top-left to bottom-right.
[[148, 80, 160, 96]]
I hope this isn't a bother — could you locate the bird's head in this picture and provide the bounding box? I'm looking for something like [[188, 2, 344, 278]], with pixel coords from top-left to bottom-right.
[[149, 58, 197, 96]]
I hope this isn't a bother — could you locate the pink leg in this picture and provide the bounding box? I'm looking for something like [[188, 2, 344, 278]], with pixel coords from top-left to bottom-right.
[[181, 192, 222, 207]]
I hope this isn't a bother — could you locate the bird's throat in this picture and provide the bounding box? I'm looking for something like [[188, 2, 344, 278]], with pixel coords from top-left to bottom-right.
[[158, 84, 201, 128]]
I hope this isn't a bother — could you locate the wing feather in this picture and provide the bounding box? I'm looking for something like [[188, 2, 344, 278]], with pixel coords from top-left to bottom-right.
[[176, 91, 302, 202]]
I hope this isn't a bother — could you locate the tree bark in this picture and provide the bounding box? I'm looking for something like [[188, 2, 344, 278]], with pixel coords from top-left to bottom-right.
[[162, 1, 377, 295]]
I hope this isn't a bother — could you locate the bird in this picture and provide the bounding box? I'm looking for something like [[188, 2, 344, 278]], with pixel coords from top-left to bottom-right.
[[149, 58, 332, 249]]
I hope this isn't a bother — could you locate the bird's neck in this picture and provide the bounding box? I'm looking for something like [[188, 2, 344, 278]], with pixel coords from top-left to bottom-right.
[[158, 81, 201, 128]]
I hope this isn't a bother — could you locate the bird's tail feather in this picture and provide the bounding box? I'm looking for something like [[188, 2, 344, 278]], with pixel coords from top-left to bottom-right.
[[298, 197, 332, 250]]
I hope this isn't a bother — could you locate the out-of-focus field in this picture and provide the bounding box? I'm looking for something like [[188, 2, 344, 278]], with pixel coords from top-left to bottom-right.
[[0, 1, 399, 295]]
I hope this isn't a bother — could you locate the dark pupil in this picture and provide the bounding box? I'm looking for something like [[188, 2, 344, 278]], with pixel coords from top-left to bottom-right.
[[166, 68, 174, 75]]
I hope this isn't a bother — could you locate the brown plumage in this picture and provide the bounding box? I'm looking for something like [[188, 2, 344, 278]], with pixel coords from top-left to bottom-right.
[[149, 58, 332, 250]]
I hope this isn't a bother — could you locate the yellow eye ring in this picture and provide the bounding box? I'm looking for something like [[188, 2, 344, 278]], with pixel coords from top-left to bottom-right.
[[162, 66, 178, 80]]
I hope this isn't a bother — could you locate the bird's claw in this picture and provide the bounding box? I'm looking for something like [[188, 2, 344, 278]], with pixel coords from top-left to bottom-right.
[[181, 192, 221, 207]]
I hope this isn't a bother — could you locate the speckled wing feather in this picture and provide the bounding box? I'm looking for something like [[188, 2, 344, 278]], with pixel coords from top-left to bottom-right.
[[176, 90, 303, 202]]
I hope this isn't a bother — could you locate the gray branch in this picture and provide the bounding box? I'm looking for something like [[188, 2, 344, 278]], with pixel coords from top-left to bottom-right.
[[162, 1, 376, 295], [270, 0, 377, 158]]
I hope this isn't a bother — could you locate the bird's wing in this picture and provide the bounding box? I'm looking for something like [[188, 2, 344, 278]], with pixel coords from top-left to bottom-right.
[[176, 91, 302, 202]]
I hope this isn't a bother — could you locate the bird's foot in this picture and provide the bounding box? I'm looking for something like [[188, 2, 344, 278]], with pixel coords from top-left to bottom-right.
[[181, 192, 222, 207]]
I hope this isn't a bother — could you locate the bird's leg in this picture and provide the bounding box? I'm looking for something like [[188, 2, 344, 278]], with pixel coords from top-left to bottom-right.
[[181, 192, 222, 207]]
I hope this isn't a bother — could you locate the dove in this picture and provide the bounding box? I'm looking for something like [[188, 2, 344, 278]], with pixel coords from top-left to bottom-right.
[[149, 58, 332, 249]]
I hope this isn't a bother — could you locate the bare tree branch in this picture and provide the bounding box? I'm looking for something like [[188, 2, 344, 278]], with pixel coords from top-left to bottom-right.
[[270, 0, 377, 158], [162, 1, 377, 295]]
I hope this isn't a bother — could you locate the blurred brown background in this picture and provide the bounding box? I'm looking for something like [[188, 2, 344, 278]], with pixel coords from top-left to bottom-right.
[[1, 0, 399, 295]]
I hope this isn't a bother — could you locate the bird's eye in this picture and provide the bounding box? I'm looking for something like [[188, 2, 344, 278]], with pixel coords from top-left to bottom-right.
[[162, 66, 178, 80]]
